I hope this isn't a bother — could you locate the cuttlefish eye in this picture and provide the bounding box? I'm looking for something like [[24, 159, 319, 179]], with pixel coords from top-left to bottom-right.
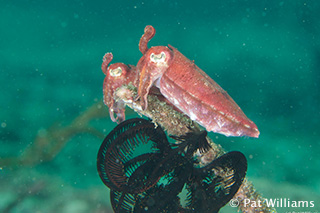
[[109, 67, 122, 77], [150, 52, 166, 63]]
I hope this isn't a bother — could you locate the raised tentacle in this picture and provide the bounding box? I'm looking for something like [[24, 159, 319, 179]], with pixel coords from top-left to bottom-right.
[[101, 52, 113, 74], [139, 25, 156, 54]]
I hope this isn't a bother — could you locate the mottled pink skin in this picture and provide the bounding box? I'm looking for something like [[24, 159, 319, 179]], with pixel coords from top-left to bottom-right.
[[136, 25, 260, 138], [102, 53, 137, 123]]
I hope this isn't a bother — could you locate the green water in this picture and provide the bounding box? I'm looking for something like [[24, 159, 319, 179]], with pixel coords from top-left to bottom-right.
[[1, 0, 319, 212]]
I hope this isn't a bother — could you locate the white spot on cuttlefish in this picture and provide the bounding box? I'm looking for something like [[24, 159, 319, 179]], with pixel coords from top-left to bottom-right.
[[244, 124, 250, 129], [189, 111, 197, 121]]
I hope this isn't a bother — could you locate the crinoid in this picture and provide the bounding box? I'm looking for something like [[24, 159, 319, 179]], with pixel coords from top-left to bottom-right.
[[97, 118, 171, 193], [97, 118, 247, 212]]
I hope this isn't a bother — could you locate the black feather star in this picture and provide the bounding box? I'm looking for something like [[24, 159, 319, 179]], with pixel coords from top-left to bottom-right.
[[97, 118, 247, 213]]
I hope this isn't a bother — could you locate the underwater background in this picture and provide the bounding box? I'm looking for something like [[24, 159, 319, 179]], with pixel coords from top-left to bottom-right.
[[1, 0, 319, 212]]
